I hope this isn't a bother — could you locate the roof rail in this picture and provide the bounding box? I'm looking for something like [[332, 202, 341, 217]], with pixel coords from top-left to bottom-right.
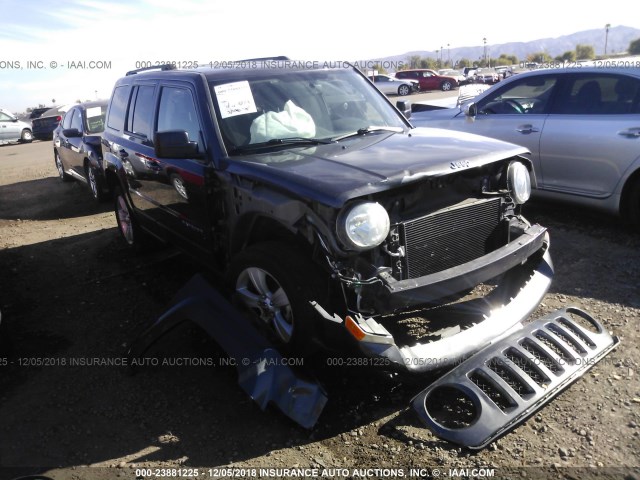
[[126, 64, 177, 76], [234, 56, 290, 63]]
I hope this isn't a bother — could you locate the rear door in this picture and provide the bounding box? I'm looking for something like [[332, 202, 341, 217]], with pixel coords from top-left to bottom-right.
[[538, 72, 640, 197]]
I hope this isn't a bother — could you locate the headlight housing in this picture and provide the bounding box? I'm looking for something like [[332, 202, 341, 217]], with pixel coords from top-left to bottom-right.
[[507, 161, 531, 204], [338, 202, 390, 250]]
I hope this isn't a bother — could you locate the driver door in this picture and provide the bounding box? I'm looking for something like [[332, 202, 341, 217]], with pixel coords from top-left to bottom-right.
[[463, 74, 559, 180]]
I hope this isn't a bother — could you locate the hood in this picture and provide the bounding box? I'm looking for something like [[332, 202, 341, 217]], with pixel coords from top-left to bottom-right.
[[224, 128, 528, 208]]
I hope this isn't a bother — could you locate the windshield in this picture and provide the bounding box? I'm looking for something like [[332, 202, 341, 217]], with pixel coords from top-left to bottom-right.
[[209, 68, 407, 154]]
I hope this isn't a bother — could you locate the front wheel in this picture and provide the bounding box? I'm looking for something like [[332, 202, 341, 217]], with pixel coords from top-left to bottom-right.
[[55, 152, 72, 182], [227, 242, 328, 352], [398, 84, 410, 96], [441, 81, 452, 91], [87, 163, 108, 202]]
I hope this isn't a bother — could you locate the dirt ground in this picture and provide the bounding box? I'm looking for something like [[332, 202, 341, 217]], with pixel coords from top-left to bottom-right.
[[0, 141, 638, 480]]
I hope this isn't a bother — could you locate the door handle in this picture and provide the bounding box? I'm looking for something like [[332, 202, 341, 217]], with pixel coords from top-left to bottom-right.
[[516, 125, 539, 134], [618, 128, 640, 138]]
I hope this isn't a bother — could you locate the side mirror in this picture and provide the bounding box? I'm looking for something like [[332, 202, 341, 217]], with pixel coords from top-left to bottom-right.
[[155, 130, 200, 159], [396, 100, 411, 119], [62, 128, 82, 138], [464, 102, 478, 117]]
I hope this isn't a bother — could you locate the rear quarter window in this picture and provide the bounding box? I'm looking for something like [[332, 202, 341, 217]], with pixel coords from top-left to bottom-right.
[[107, 85, 132, 131]]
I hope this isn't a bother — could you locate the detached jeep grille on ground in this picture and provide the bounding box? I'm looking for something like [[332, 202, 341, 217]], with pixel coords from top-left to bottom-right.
[[402, 198, 503, 278]]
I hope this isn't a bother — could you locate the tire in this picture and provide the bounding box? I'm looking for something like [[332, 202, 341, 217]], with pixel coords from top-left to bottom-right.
[[114, 186, 145, 249], [398, 84, 410, 96], [226, 241, 328, 353], [20, 129, 33, 143], [624, 179, 640, 229], [54, 151, 72, 182], [86, 162, 108, 202], [441, 81, 452, 91]]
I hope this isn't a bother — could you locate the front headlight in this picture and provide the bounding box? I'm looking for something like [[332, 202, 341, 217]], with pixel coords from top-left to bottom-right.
[[507, 161, 531, 204], [338, 202, 390, 250]]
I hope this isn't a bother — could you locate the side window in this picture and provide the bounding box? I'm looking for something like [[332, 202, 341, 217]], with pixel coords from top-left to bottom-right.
[[479, 75, 557, 115], [126, 85, 156, 139], [0, 112, 11, 122], [156, 87, 202, 146], [70, 108, 83, 131], [107, 85, 131, 131], [553, 75, 640, 114], [62, 109, 74, 129]]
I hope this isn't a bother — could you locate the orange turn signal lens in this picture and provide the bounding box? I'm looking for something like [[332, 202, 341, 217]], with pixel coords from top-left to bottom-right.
[[345, 315, 366, 341]]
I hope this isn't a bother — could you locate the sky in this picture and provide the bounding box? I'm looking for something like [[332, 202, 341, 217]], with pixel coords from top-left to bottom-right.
[[0, 0, 638, 112]]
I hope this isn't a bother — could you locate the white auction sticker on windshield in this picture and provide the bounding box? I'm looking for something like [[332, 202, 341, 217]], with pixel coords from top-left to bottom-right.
[[214, 81, 257, 119], [85, 106, 102, 119]]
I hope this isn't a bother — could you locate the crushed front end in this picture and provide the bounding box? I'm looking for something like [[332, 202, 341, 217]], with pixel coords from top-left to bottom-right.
[[314, 153, 553, 371]]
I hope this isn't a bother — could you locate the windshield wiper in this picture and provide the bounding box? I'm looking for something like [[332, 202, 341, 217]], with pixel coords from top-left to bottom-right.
[[332, 126, 404, 142], [230, 137, 333, 153]]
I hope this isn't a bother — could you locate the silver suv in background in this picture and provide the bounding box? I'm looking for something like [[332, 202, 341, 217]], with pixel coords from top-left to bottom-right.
[[0, 108, 33, 145]]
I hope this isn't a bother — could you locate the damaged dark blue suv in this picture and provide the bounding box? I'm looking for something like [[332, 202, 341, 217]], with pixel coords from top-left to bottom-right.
[[102, 61, 553, 370]]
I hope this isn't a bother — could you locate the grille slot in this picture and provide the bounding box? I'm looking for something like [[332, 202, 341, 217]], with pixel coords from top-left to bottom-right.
[[402, 198, 502, 278], [520, 338, 563, 374], [487, 357, 535, 399], [546, 323, 587, 354], [469, 369, 517, 412], [559, 318, 596, 348], [505, 347, 550, 387], [534, 330, 575, 365]]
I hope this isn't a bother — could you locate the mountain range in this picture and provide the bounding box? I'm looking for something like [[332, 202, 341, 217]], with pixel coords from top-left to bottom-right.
[[375, 25, 640, 66]]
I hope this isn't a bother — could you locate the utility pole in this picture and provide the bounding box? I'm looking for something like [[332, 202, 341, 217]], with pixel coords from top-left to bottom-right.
[[604, 23, 611, 56], [483, 37, 487, 65]]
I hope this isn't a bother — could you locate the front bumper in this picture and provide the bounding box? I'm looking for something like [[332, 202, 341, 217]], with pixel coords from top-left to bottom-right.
[[344, 230, 553, 372], [369, 223, 548, 313]]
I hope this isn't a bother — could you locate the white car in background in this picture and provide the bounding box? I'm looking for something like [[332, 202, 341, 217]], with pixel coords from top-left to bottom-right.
[[370, 74, 419, 96], [0, 108, 33, 144], [438, 68, 468, 85]]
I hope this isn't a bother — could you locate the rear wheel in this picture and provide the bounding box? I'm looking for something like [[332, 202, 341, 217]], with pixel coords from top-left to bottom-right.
[[114, 186, 147, 248], [227, 242, 328, 353], [20, 129, 33, 143]]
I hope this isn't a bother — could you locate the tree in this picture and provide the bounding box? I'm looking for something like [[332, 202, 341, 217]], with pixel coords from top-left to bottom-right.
[[457, 58, 470, 68], [497, 54, 518, 65], [576, 44, 595, 60], [527, 52, 553, 63], [555, 50, 576, 62], [418, 57, 437, 69], [407, 55, 421, 69], [629, 38, 640, 55]]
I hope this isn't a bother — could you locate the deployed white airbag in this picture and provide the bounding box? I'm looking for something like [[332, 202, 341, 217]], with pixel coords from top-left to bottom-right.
[[250, 100, 316, 143]]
